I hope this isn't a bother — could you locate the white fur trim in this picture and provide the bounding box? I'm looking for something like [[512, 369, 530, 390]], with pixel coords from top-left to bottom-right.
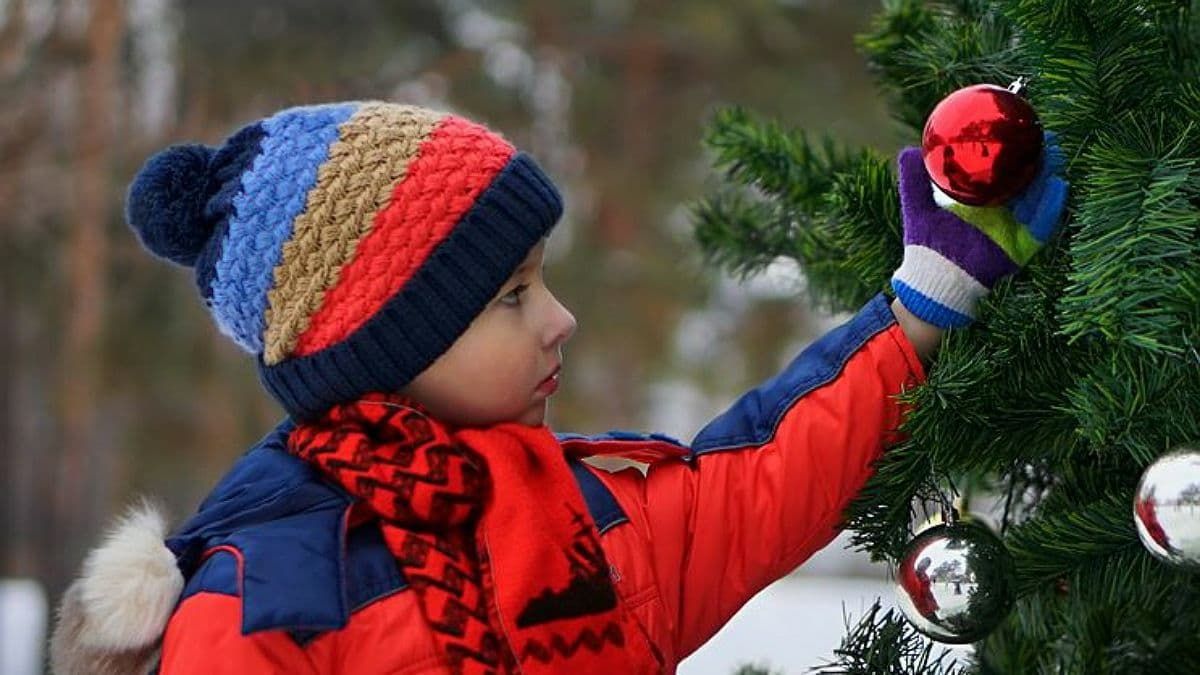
[[75, 500, 183, 650]]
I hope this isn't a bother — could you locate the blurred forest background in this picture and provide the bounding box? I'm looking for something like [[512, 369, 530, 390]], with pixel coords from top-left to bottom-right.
[[0, 0, 899, 619]]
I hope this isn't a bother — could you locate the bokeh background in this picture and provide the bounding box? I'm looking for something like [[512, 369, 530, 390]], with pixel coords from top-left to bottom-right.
[[1, 0, 907, 671]]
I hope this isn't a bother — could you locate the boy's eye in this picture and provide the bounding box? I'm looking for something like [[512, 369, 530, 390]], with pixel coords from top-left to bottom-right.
[[499, 283, 530, 307]]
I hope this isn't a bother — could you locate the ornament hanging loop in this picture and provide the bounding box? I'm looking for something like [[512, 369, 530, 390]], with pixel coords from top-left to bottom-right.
[[940, 501, 960, 527], [934, 477, 960, 527], [1008, 76, 1029, 97]]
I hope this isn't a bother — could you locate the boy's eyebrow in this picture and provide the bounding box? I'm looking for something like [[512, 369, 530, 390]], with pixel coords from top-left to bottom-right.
[[508, 240, 546, 279], [511, 254, 540, 277]]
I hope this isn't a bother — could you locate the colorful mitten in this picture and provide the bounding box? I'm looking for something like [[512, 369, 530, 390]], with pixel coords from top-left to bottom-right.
[[890, 132, 1069, 329]]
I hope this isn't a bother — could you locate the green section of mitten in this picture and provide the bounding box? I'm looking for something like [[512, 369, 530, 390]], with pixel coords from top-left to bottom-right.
[[946, 203, 1044, 266]]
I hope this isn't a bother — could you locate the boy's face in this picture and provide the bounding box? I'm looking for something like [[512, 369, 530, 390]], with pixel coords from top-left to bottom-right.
[[401, 239, 577, 427]]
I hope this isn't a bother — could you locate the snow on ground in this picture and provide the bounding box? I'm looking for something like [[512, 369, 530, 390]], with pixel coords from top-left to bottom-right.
[[680, 574, 971, 674], [1, 578, 48, 675]]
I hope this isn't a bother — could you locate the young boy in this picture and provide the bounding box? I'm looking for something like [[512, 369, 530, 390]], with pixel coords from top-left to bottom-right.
[[50, 102, 1066, 675]]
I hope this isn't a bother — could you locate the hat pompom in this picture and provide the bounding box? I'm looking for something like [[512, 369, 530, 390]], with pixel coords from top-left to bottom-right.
[[126, 144, 216, 267]]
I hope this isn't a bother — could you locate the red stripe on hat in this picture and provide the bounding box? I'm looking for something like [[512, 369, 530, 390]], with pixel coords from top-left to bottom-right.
[[293, 116, 515, 356]]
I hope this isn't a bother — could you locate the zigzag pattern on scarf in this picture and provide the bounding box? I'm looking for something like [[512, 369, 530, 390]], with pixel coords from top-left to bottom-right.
[[517, 622, 627, 664], [445, 633, 506, 672]]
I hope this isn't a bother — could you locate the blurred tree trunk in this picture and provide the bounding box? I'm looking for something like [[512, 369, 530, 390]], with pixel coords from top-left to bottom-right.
[[0, 2, 23, 576], [0, 0, 52, 579], [599, 1, 665, 425], [195, 331, 243, 499], [53, 0, 124, 590], [599, 10, 664, 251], [0, 136, 16, 576], [0, 0, 26, 78]]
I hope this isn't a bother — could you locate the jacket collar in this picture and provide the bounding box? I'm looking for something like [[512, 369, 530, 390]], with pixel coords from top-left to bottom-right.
[[166, 419, 357, 634]]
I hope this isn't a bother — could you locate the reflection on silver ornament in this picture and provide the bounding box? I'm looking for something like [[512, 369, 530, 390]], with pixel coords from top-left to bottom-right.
[[1133, 447, 1200, 568], [895, 518, 1015, 644]]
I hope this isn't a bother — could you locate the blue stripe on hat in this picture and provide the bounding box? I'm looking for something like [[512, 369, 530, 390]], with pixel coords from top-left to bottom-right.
[[195, 123, 268, 304], [210, 103, 359, 353]]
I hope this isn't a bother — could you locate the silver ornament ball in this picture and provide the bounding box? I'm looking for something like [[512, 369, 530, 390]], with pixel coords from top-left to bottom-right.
[[894, 519, 1015, 644], [1133, 447, 1200, 568]]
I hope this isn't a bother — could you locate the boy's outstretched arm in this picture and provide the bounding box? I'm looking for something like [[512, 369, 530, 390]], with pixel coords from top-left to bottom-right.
[[651, 292, 927, 659], [589, 140, 1069, 664]]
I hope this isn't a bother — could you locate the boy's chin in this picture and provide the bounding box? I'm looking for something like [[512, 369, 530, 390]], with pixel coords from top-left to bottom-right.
[[516, 402, 548, 427]]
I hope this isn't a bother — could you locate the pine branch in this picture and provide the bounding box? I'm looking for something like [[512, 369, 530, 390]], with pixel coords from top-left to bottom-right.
[[693, 190, 803, 278], [1000, 0, 1190, 143], [1061, 346, 1200, 466], [702, 106, 858, 211], [694, 108, 899, 313], [1054, 551, 1200, 673], [844, 0, 1200, 566], [845, 433, 940, 561], [1005, 492, 1139, 597], [809, 599, 966, 675], [858, 0, 1027, 133], [825, 152, 906, 306], [845, 325, 1031, 560], [1057, 116, 1200, 357], [692, 188, 875, 312], [979, 550, 1200, 674]]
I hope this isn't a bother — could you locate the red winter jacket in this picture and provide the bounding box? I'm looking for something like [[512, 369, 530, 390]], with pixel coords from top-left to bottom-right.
[[157, 292, 926, 674]]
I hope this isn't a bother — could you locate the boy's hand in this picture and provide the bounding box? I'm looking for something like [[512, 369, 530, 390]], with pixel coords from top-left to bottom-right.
[[890, 132, 1069, 330]]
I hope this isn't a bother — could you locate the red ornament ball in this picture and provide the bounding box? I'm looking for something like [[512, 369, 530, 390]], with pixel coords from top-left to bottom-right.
[[921, 83, 1043, 206]]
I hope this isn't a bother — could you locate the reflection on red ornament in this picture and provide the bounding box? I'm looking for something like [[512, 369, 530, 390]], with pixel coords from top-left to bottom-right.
[[921, 83, 1043, 206]]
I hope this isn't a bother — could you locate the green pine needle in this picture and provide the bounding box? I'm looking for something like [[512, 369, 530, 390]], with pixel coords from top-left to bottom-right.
[[810, 600, 966, 675]]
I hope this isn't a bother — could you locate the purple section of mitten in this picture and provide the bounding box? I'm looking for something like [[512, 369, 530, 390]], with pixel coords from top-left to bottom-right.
[[898, 148, 1018, 287]]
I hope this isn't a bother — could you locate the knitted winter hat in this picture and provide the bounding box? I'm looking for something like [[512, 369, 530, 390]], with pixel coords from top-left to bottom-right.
[[126, 102, 562, 420]]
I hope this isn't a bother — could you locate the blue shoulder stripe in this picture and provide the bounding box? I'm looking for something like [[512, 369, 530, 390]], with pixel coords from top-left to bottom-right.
[[557, 429, 685, 446], [568, 458, 627, 534], [691, 292, 897, 455]]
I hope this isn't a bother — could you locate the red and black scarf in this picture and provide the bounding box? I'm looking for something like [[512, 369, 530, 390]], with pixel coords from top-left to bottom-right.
[[287, 393, 659, 675]]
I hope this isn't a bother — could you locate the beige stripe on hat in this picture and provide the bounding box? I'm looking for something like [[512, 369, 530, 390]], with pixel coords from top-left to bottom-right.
[[262, 103, 443, 365]]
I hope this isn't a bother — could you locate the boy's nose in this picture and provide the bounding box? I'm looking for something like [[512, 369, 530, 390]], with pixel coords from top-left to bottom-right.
[[544, 295, 577, 348]]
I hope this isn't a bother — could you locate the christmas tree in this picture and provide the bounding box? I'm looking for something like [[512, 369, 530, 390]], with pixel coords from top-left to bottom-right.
[[693, 1, 1200, 672]]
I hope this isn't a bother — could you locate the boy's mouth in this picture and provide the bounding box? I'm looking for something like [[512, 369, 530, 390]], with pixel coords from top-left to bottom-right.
[[536, 365, 561, 396]]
